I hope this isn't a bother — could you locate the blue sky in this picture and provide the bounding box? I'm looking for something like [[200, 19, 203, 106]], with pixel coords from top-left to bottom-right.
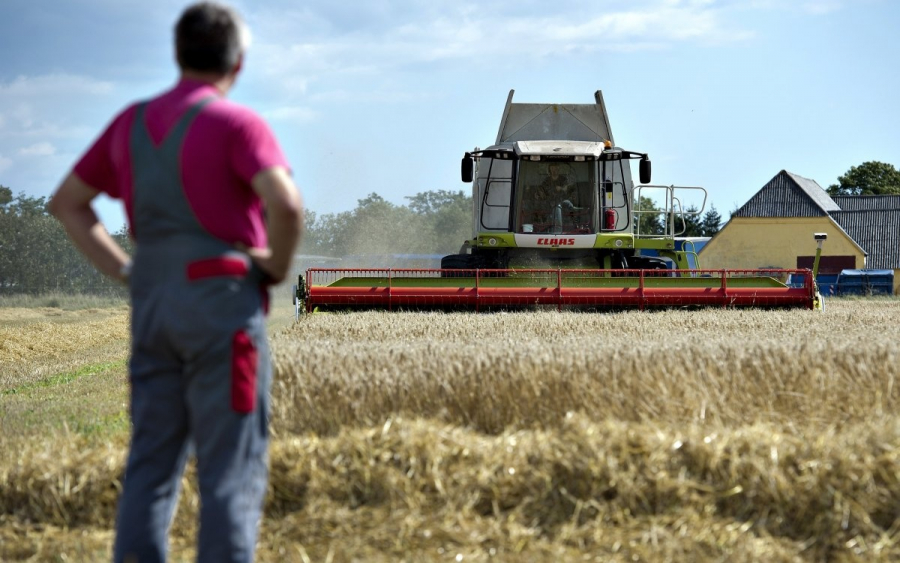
[[1, 0, 897, 230]]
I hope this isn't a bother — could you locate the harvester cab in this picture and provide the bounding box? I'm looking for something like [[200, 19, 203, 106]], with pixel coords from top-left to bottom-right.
[[447, 90, 707, 274], [295, 90, 824, 314]]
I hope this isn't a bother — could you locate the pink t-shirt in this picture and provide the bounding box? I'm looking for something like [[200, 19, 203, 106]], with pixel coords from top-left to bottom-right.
[[74, 79, 290, 248]]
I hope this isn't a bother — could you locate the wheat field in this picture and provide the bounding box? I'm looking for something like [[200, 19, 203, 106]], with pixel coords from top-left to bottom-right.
[[2, 299, 900, 562]]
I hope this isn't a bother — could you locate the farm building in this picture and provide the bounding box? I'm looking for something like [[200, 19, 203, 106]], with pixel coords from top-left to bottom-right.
[[700, 170, 900, 294]]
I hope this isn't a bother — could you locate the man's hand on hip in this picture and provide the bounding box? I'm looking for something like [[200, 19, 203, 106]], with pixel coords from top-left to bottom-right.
[[249, 166, 303, 284]]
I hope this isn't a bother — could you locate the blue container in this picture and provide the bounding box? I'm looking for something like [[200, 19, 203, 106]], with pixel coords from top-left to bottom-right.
[[640, 238, 710, 269], [786, 273, 839, 294], [817, 273, 840, 295], [836, 269, 894, 296]]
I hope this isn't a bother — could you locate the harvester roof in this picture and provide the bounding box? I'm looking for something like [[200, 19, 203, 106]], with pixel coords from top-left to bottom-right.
[[514, 140, 606, 158]]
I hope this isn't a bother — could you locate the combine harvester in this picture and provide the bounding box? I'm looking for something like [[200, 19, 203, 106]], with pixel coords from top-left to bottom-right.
[[295, 90, 825, 314]]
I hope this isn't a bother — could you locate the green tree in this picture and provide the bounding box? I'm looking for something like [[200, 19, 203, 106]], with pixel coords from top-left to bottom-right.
[[405, 190, 466, 216], [678, 204, 703, 237], [345, 193, 421, 256], [634, 196, 664, 236], [700, 205, 722, 236], [0, 185, 12, 207], [827, 161, 900, 196], [0, 188, 126, 295], [406, 189, 471, 252], [303, 190, 473, 258]]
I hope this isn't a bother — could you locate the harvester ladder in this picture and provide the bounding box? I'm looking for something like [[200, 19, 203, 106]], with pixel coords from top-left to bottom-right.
[[681, 239, 702, 270], [634, 185, 707, 239]]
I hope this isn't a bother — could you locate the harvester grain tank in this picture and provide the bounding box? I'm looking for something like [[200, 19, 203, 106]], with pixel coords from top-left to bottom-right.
[[295, 90, 823, 313]]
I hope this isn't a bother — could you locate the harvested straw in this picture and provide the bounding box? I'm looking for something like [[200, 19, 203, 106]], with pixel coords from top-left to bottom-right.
[[5, 415, 900, 561], [0, 308, 130, 388]]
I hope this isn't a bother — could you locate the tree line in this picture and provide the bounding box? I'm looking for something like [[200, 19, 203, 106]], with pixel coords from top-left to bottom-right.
[[0, 186, 132, 295], [304, 191, 724, 259], [302, 190, 471, 258], [3, 161, 897, 295], [0, 186, 471, 295], [826, 161, 900, 196]]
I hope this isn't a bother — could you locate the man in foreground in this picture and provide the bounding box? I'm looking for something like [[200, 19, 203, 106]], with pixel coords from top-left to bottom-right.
[[49, 3, 302, 561]]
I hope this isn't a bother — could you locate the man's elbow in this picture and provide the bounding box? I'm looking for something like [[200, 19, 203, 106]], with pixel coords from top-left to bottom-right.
[[269, 180, 304, 225], [271, 193, 303, 227], [283, 190, 304, 219], [48, 191, 76, 226], [47, 195, 61, 219], [49, 173, 96, 223], [47, 182, 67, 219]]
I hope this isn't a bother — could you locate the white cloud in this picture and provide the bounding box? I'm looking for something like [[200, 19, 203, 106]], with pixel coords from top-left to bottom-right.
[[0, 73, 121, 200], [735, 0, 844, 16], [306, 88, 424, 105], [0, 74, 114, 98], [244, 0, 752, 104], [265, 106, 318, 124], [18, 142, 57, 157], [0, 74, 116, 140], [802, 1, 843, 15]]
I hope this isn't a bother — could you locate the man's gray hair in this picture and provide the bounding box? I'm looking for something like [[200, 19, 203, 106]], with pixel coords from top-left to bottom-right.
[[175, 2, 251, 75]]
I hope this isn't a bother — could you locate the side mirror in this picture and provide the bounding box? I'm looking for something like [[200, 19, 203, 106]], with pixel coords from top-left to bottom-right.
[[639, 157, 651, 184], [461, 153, 474, 183]]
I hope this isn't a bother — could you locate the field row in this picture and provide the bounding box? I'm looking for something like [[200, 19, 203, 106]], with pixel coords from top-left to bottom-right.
[[5, 414, 900, 561], [271, 303, 900, 435]]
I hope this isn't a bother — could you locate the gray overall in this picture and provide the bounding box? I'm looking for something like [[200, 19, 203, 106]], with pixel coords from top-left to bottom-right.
[[113, 99, 271, 563]]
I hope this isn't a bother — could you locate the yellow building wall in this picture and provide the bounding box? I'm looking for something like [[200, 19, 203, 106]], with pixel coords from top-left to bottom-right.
[[699, 217, 865, 271]]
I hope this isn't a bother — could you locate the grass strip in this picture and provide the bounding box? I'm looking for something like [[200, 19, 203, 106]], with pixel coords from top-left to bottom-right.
[[0, 292, 127, 310], [3, 360, 126, 396]]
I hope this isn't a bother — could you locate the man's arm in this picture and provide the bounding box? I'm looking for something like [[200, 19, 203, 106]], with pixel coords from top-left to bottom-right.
[[246, 166, 303, 284], [48, 173, 132, 282]]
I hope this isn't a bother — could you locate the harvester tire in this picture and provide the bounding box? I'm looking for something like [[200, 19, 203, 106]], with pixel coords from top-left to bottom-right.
[[628, 256, 670, 275], [440, 254, 474, 277]]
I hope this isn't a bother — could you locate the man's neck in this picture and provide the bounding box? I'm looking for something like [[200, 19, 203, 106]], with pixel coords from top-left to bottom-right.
[[180, 70, 235, 95]]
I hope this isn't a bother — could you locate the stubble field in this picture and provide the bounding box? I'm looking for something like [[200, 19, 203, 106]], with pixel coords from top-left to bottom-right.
[[2, 297, 899, 562]]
